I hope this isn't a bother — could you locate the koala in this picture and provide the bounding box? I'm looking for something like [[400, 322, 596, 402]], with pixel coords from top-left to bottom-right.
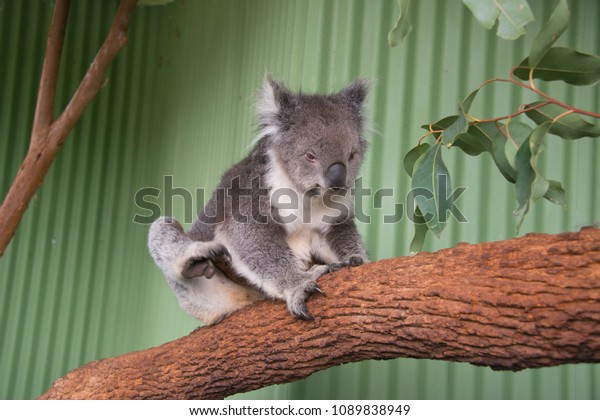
[[148, 78, 370, 325]]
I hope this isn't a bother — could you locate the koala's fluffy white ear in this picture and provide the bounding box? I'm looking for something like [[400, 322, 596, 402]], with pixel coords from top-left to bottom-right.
[[255, 77, 294, 142], [340, 79, 370, 109]]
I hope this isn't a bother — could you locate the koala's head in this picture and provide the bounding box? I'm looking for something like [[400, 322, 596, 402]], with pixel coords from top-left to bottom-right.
[[257, 77, 369, 195]]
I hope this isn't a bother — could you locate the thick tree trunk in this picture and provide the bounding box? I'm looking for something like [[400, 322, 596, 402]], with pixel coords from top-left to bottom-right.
[[40, 227, 600, 400]]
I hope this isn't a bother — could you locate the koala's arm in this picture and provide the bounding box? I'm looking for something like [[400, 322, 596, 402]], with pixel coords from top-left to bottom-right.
[[326, 219, 370, 265]]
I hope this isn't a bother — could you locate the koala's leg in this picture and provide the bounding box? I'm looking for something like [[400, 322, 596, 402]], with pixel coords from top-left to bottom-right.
[[170, 270, 264, 325], [148, 216, 229, 280], [148, 216, 262, 324], [216, 226, 331, 321]]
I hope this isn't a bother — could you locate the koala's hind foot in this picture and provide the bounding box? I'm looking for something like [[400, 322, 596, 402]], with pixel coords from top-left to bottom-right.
[[148, 216, 231, 281], [148, 217, 263, 324], [181, 243, 231, 279]]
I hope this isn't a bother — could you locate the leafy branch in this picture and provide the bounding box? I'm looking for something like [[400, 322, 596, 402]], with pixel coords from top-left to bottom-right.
[[398, 0, 600, 253]]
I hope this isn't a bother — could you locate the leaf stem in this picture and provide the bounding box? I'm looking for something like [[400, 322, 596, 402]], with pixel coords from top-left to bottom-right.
[[479, 69, 600, 120], [472, 100, 551, 124], [552, 109, 575, 123]]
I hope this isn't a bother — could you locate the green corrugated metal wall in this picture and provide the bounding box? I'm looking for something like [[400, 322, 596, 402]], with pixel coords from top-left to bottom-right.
[[0, 0, 598, 400]]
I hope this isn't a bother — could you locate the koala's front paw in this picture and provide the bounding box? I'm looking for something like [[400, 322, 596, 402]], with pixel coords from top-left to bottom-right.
[[326, 254, 367, 274], [286, 279, 325, 321], [181, 241, 231, 279]]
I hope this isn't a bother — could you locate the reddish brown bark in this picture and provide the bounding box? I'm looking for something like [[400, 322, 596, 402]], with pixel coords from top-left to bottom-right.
[[40, 227, 600, 400], [0, 0, 138, 257]]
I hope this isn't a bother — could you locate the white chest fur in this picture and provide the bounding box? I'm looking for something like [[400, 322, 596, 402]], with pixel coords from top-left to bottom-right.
[[265, 151, 349, 267]]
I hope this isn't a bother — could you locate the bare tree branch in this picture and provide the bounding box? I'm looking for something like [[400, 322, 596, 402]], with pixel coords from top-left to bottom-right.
[[39, 228, 600, 400], [0, 0, 138, 257], [32, 0, 70, 135]]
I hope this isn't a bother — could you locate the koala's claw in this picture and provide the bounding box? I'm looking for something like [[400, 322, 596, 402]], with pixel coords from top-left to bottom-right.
[[327, 262, 346, 273], [292, 304, 314, 321], [347, 255, 364, 267], [209, 244, 231, 261], [287, 279, 325, 321], [311, 285, 326, 296], [327, 255, 365, 274]]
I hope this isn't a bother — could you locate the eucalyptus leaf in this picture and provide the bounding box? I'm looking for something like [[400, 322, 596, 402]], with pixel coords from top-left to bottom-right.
[[525, 101, 600, 139], [388, 0, 413, 47], [463, 0, 533, 40], [528, 0, 569, 67], [462, 0, 499, 29], [528, 122, 551, 200], [544, 180, 566, 209], [470, 122, 517, 183], [410, 143, 452, 237], [403, 143, 431, 177], [451, 131, 487, 156], [461, 87, 480, 113], [409, 207, 429, 255], [501, 121, 533, 169], [514, 47, 600, 86], [422, 115, 459, 132], [514, 137, 535, 230], [496, 0, 535, 40], [441, 106, 469, 145], [513, 123, 552, 231]]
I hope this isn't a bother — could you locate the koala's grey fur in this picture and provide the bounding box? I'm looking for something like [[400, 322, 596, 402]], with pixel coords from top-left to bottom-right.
[[148, 78, 370, 324]]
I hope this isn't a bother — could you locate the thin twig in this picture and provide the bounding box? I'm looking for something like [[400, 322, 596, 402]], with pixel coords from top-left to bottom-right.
[[31, 0, 71, 141], [51, 0, 138, 143]]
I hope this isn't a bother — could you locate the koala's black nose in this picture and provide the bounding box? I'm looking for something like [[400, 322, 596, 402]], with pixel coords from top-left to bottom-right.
[[325, 162, 347, 189]]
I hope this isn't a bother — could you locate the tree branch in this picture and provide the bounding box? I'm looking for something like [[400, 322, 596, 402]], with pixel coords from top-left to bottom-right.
[[51, 0, 137, 143], [32, 0, 70, 136], [39, 227, 600, 400], [0, 0, 138, 257]]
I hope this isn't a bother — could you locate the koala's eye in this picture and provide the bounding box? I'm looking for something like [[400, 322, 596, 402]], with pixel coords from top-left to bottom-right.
[[305, 152, 317, 163], [349, 151, 356, 161]]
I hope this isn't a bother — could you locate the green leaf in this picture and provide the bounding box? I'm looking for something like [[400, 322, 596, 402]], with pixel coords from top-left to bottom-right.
[[441, 106, 469, 144], [470, 122, 517, 183], [501, 121, 533, 169], [463, 0, 499, 30], [528, 0, 569, 67], [426, 108, 484, 156], [496, 0, 535, 40], [514, 136, 535, 230], [544, 179, 566, 209], [513, 123, 552, 230], [451, 131, 487, 156], [403, 143, 431, 177], [411, 143, 452, 237], [524, 101, 600, 139], [528, 122, 551, 200], [463, 0, 533, 40], [422, 115, 458, 133], [388, 0, 413, 47], [461, 87, 480, 113], [409, 207, 429, 255], [514, 47, 600, 86]]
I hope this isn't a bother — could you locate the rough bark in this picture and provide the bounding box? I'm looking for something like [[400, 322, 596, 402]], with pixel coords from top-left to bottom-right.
[[40, 227, 600, 400], [0, 0, 138, 257]]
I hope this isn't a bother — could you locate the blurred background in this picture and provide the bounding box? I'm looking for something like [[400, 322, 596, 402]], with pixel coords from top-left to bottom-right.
[[0, 0, 598, 399]]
